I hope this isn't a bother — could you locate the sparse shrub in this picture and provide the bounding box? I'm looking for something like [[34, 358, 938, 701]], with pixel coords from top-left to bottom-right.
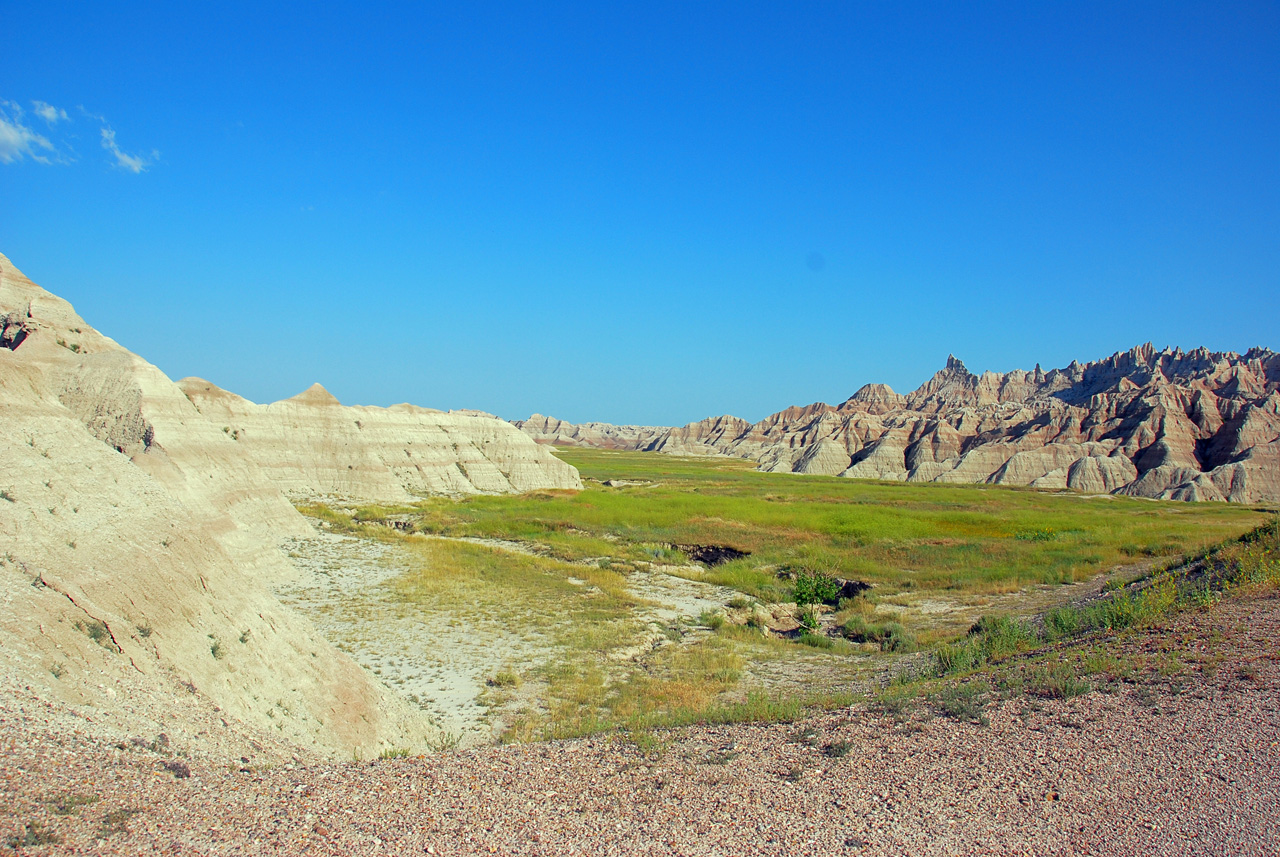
[[379, 747, 412, 759], [822, 740, 854, 758], [239, 629, 251, 644], [932, 683, 989, 726], [699, 610, 726, 631], [97, 808, 141, 838], [0, 489, 14, 502], [136, 624, 153, 638], [209, 636, 224, 659], [1028, 664, 1090, 699], [50, 662, 65, 679], [6, 821, 61, 848]]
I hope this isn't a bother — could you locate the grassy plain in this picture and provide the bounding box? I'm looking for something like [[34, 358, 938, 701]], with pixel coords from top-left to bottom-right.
[[362, 448, 1267, 597], [299, 448, 1273, 742]]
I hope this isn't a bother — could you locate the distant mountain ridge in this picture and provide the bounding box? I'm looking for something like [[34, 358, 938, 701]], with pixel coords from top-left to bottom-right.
[[518, 344, 1280, 504]]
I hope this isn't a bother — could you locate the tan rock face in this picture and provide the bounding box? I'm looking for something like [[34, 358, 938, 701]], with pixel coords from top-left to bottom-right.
[[180, 384, 582, 501], [0, 252, 581, 759], [525, 344, 1280, 504]]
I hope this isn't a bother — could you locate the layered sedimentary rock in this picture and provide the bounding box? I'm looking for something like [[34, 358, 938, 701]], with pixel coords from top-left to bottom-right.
[[524, 347, 1280, 504], [180, 386, 581, 500], [0, 252, 580, 758], [514, 414, 669, 451]]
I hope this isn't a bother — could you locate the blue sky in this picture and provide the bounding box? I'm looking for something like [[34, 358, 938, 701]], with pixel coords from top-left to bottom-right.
[[2, 2, 1277, 425]]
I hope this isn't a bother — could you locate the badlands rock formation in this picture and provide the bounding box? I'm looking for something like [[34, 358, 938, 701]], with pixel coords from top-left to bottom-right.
[[521, 349, 1280, 504], [0, 252, 580, 759], [179, 385, 581, 500], [515, 414, 669, 451]]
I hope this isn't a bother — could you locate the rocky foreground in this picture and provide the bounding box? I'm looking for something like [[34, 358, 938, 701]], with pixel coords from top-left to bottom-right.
[[520, 345, 1280, 504], [4, 589, 1276, 856]]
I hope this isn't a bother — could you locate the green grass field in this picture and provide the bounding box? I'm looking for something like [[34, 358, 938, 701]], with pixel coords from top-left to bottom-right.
[[299, 448, 1274, 742], [354, 448, 1269, 598]]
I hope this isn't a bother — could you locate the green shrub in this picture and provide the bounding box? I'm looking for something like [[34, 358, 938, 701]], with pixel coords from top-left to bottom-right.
[[793, 569, 841, 606], [797, 606, 819, 630]]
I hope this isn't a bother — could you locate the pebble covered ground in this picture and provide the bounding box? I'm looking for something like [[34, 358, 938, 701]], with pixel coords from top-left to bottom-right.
[[2, 591, 1277, 856]]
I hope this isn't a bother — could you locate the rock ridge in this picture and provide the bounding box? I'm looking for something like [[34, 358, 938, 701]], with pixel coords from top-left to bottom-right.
[[517, 344, 1280, 504]]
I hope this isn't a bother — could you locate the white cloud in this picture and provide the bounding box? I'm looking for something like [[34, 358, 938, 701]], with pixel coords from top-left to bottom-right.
[[2, 98, 155, 172], [31, 100, 69, 124], [0, 101, 57, 164], [100, 126, 156, 174]]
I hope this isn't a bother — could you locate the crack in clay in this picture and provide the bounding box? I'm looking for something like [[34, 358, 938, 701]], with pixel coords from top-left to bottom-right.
[[36, 574, 142, 672]]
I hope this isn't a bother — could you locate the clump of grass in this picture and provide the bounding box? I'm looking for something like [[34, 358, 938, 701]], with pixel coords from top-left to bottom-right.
[[379, 747, 412, 759], [941, 518, 1280, 678], [1015, 528, 1057, 542], [487, 670, 521, 688], [699, 610, 726, 631], [797, 632, 833, 649], [841, 616, 916, 652], [936, 615, 1039, 675], [47, 793, 98, 816], [726, 596, 753, 610], [73, 619, 113, 649]]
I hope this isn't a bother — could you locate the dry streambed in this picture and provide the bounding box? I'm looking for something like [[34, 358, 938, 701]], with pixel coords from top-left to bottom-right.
[[276, 526, 762, 747]]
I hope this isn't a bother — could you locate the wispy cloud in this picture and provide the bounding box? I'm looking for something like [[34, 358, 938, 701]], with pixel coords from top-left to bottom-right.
[[31, 100, 70, 124], [100, 126, 157, 173], [1, 98, 158, 173], [0, 101, 59, 164]]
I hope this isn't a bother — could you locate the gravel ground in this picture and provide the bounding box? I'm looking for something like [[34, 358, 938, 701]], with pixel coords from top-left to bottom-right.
[[2, 590, 1277, 856]]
